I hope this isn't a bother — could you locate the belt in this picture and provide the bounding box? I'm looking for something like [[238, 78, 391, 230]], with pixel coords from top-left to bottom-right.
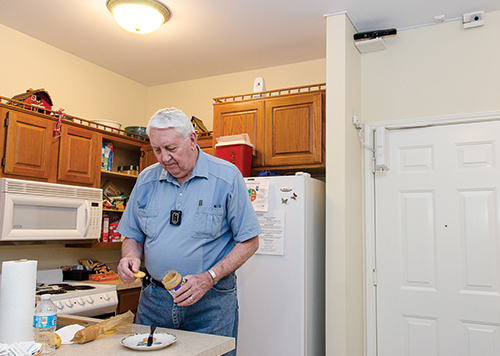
[[143, 270, 166, 289]]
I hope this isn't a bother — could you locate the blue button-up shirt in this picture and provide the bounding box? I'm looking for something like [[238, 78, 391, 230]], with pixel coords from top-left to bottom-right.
[[117, 147, 262, 281]]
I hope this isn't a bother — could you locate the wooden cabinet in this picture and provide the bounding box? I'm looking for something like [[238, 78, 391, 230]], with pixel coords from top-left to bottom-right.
[[0, 97, 161, 247], [116, 287, 141, 317], [264, 92, 323, 167], [213, 84, 325, 174], [197, 134, 215, 156], [1, 107, 100, 185], [2, 108, 54, 180], [140, 145, 157, 170], [58, 125, 99, 185], [213, 101, 264, 166]]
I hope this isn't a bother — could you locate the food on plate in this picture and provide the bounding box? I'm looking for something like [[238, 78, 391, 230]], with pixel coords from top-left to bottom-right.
[[133, 271, 146, 278]]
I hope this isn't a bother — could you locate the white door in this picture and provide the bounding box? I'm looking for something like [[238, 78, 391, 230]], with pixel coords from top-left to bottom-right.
[[375, 120, 500, 356]]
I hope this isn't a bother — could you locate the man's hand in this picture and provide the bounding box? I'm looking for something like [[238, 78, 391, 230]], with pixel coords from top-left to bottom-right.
[[117, 238, 144, 284], [117, 257, 142, 284], [173, 271, 213, 306], [172, 236, 259, 306]]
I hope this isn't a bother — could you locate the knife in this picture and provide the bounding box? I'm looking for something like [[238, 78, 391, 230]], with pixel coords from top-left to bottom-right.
[[147, 324, 157, 347]]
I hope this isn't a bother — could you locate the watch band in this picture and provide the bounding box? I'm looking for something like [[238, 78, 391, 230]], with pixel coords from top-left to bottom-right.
[[207, 268, 218, 285]]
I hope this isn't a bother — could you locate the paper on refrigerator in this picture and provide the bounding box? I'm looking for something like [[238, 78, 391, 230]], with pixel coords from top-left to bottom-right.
[[245, 178, 269, 212], [245, 178, 284, 255], [255, 210, 285, 255]]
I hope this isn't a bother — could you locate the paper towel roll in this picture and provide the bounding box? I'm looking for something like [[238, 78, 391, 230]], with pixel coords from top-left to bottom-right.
[[0, 259, 38, 344]]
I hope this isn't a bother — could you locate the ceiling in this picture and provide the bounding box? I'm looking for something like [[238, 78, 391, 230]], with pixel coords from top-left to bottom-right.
[[0, 0, 498, 87]]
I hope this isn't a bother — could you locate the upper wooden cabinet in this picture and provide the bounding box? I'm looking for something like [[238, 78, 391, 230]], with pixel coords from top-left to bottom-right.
[[213, 84, 325, 174], [58, 125, 99, 185], [0, 99, 149, 188], [2, 108, 54, 180], [264, 92, 323, 167], [213, 101, 265, 166], [1, 107, 100, 186]]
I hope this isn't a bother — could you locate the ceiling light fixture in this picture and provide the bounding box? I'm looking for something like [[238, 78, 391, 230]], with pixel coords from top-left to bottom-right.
[[106, 0, 171, 34]]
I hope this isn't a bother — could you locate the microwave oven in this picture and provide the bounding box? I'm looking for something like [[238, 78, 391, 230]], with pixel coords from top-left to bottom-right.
[[0, 178, 102, 241]]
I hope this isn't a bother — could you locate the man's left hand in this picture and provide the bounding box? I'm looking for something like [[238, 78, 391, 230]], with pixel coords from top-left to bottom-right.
[[173, 271, 213, 306]]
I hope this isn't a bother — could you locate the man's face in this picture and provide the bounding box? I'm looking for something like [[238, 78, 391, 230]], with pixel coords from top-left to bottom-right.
[[149, 128, 198, 184]]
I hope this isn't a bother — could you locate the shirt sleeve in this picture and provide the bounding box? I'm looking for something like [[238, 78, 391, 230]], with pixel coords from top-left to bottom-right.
[[226, 173, 262, 243]]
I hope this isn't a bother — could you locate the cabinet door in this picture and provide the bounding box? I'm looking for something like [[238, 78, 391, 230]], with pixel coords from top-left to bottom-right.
[[3, 110, 54, 179], [264, 92, 324, 167], [197, 135, 214, 156], [117, 288, 141, 319], [57, 125, 99, 185], [140, 144, 157, 171], [213, 101, 264, 166]]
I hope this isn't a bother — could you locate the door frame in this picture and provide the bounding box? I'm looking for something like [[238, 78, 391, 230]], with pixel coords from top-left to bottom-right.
[[363, 110, 500, 356]]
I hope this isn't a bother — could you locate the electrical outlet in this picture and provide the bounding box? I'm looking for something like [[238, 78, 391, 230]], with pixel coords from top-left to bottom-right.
[[463, 11, 484, 29]]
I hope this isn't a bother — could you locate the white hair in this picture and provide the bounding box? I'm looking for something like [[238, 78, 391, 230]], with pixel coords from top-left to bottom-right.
[[146, 107, 194, 139]]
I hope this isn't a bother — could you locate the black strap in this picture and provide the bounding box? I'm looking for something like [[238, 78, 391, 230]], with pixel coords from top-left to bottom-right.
[[143, 269, 166, 289]]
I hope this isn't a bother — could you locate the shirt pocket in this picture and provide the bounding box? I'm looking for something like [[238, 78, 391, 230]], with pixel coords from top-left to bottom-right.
[[137, 207, 159, 239], [193, 207, 224, 239]]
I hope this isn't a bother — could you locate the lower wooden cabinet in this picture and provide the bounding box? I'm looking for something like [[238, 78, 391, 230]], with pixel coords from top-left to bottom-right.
[[117, 287, 141, 318]]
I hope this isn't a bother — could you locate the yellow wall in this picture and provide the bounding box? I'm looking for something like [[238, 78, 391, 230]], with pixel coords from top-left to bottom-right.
[[0, 23, 326, 271], [0, 24, 148, 128], [146, 59, 326, 131]]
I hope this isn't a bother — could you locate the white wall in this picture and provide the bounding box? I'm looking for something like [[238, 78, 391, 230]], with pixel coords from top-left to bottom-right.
[[323, 9, 500, 356], [146, 59, 326, 130], [325, 13, 363, 356], [361, 11, 500, 123], [0, 24, 148, 128]]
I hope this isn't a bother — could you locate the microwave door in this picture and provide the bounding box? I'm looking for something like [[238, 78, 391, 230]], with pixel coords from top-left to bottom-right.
[[0, 194, 89, 240]]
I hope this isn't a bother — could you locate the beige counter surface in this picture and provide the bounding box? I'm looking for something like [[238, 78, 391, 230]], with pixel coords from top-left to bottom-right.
[[56, 323, 235, 355], [80, 278, 142, 290]]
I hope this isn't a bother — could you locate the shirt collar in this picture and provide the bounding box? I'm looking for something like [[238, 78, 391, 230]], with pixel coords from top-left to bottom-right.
[[159, 146, 208, 184]]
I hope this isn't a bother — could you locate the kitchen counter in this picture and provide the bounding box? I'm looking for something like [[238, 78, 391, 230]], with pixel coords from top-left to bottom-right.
[[56, 323, 235, 355], [79, 278, 142, 290]]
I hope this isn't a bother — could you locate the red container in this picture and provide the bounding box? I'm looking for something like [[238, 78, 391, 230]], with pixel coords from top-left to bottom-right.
[[216, 143, 253, 177]]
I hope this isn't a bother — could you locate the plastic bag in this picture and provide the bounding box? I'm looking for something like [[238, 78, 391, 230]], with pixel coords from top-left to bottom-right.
[[70, 311, 134, 344]]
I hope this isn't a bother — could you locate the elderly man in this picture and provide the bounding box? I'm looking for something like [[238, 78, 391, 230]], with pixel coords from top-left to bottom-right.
[[117, 108, 261, 355]]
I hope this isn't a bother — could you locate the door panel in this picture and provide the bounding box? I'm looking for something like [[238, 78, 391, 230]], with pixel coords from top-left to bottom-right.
[[264, 93, 323, 166], [375, 121, 500, 356], [57, 125, 98, 185], [4, 110, 53, 179], [213, 101, 264, 166]]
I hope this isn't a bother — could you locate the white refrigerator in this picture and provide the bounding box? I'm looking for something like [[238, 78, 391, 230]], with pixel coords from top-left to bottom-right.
[[238, 173, 325, 356]]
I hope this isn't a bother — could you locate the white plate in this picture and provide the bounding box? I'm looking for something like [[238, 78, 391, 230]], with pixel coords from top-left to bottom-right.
[[120, 332, 177, 351]]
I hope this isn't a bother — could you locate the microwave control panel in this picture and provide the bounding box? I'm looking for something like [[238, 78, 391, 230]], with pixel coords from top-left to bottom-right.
[[88, 201, 102, 238]]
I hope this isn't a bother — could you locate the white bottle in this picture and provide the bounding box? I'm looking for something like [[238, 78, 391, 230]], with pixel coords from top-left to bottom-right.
[[33, 294, 57, 356]]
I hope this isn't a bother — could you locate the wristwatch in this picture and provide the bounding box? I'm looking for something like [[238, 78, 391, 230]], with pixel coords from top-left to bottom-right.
[[207, 268, 218, 285]]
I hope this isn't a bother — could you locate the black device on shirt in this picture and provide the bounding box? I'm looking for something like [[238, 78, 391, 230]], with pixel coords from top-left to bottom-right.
[[170, 210, 182, 225]]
